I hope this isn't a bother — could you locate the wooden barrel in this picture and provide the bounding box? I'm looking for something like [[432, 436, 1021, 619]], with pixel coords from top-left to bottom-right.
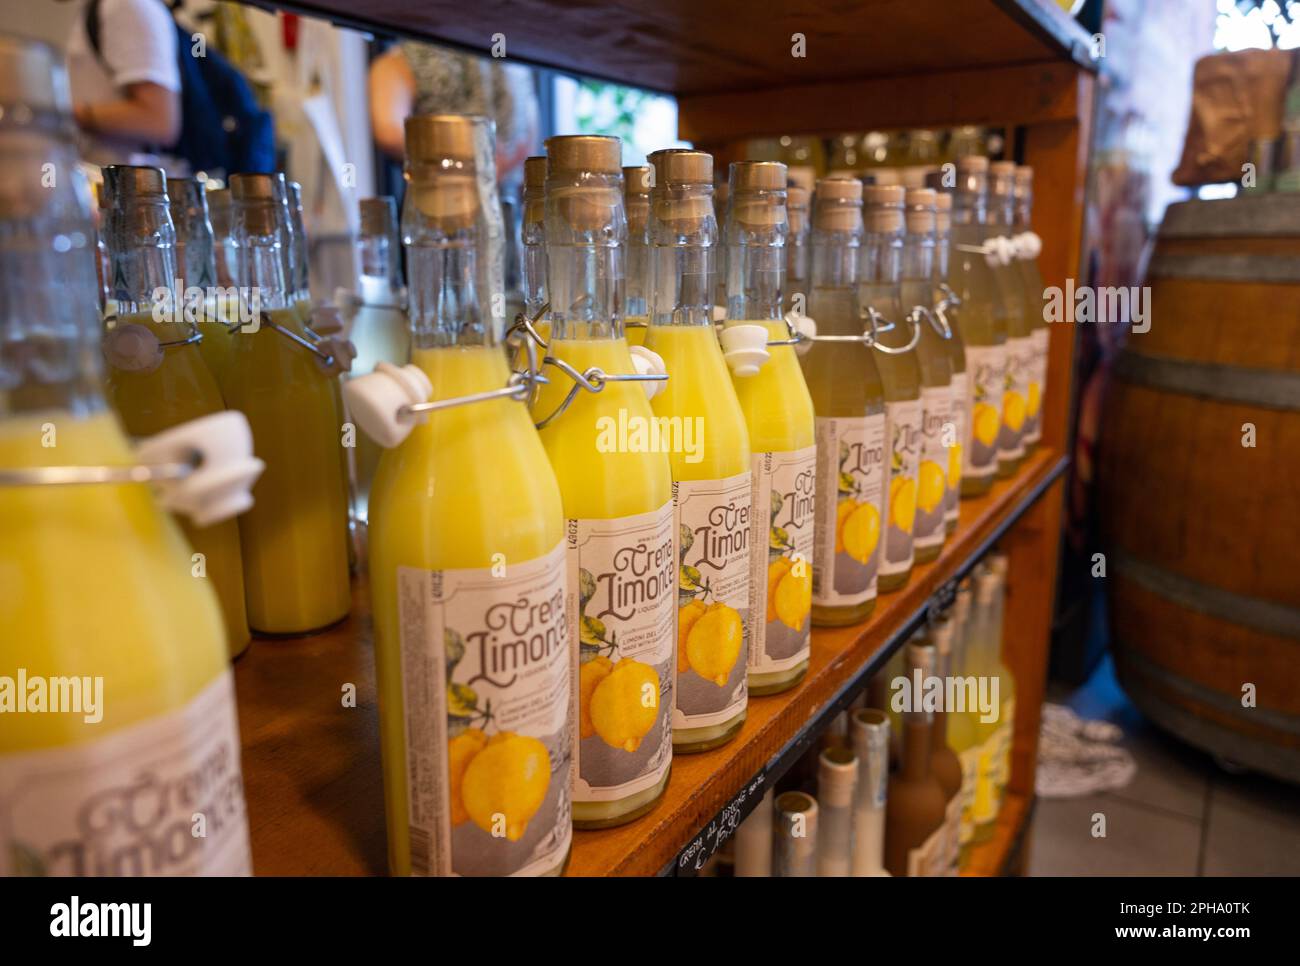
[[1099, 194, 1300, 784]]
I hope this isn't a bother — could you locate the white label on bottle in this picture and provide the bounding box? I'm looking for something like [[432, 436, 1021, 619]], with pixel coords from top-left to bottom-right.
[[999, 335, 1033, 461], [991, 696, 1016, 792], [812, 415, 886, 608], [881, 397, 921, 577], [964, 343, 1006, 481], [958, 745, 980, 848], [970, 731, 1001, 826], [748, 446, 816, 676], [0, 672, 251, 876], [1023, 328, 1048, 445], [906, 819, 948, 877], [945, 371, 967, 524], [673, 472, 751, 731], [915, 385, 952, 551], [396, 541, 571, 877], [569, 502, 675, 804]]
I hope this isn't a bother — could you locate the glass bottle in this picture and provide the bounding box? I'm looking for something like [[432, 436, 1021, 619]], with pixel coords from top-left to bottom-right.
[[0, 33, 251, 874], [223, 172, 351, 633], [367, 113, 571, 876], [100, 165, 250, 659], [850, 708, 891, 876], [643, 149, 751, 753], [817, 746, 857, 876], [946, 156, 1006, 495], [1015, 165, 1048, 453], [800, 176, 887, 626], [861, 184, 922, 591], [884, 640, 949, 876], [623, 164, 651, 347], [928, 618, 964, 875], [532, 135, 674, 828], [723, 162, 815, 693], [988, 161, 1030, 476], [932, 190, 966, 533], [167, 176, 233, 385], [785, 182, 811, 314], [900, 187, 954, 564]]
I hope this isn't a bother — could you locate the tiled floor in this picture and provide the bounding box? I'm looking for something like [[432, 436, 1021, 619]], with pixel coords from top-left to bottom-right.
[[1027, 656, 1300, 876]]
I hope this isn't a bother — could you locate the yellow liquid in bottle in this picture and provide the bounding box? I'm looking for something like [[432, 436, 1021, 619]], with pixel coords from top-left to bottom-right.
[[533, 335, 674, 828], [644, 324, 751, 752], [222, 306, 351, 634], [992, 265, 1030, 478], [623, 315, 648, 347], [727, 319, 815, 695], [946, 241, 1005, 496], [0, 409, 230, 744], [1018, 255, 1048, 452], [195, 298, 237, 391], [104, 310, 250, 659], [900, 278, 954, 564], [800, 287, 887, 627], [940, 305, 967, 534], [369, 344, 567, 876]]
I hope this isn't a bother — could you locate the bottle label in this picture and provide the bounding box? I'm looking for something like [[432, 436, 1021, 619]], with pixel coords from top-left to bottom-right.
[[812, 415, 886, 608], [0, 672, 251, 876], [1023, 328, 1048, 445], [881, 398, 922, 577], [944, 787, 963, 875], [958, 745, 980, 848], [970, 731, 1000, 826], [991, 696, 1016, 791], [964, 343, 1005, 481], [569, 502, 675, 804], [673, 472, 752, 731], [905, 820, 948, 877], [915, 385, 952, 551], [747, 446, 816, 676], [396, 541, 572, 877], [945, 371, 967, 524], [999, 335, 1034, 461]]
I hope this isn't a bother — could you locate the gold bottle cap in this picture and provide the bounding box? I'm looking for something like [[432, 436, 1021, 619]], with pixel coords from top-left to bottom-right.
[[405, 114, 489, 226], [787, 183, 810, 209], [934, 189, 952, 233], [648, 149, 711, 186], [905, 187, 936, 235], [229, 172, 285, 234], [360, 197, 397, 238], [812, 176, 861, 231], [405, 113, 482, 164], [101, 164, 168, 209], [545, 134, 621, 174], [0, 33, 72, 115], [729, 161, 787, 228], [989, 160, 1017, 197], [524, 155, 547, 190], [623, 165, 651, 235], [647, 150, 712, 228], [167, 176, 204, 211], [957, 155, 990, 174], [1016, 164, 1034, 189], [729, 160, 786, 192], [863, 183, 904, 233]]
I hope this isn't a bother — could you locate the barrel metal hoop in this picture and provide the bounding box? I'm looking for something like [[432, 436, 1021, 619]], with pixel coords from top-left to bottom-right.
[[1114, 349, 1300, 411], [1147, 252, 1300, 284], [1112, 550, 1300, 642]]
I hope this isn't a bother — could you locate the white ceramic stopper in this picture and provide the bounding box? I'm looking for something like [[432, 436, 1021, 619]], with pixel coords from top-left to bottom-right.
[[310, 303, 346, 336], [1013, 230, 1043, 260], [719, 323, 771, 376], [342, 361, 433, 449], [135, 411, 265, 527], [103, 323, 164, 374], [628, 344, 667, 400]]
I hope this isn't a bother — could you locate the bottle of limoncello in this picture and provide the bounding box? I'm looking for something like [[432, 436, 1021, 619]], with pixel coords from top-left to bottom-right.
[[969, 564, 1005, 845], [223, 172, 351, 634], [623, 164, 651, 347], [784, 182, 811, 315], [988, 161, 1031, 477], [1015, 165, 1048, 453], [947, 156, 1006, 495], [861, 184, 922, 591], [723, 161, 815, 693], [900, 187, 953, 564], [932, 191, 966, 534], [643, 149, 751, 753], [348, 197, 410, 529], [801, 176, 887, 625], [532, 135, 675, 827], [987, 553, 1016, 810], [944, 582, 983, 867], [167, 176, 234, 386], [365, 114, 571, 877], [0, 34, 252, 875], [99, 166, 250, 660]]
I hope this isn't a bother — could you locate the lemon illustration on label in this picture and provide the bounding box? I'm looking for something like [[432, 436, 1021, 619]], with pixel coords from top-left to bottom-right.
[[890, 475, 917, 533], [1002, 390, 1026, 433], [948, 441, 963, 490], [834, 498, 857, 553], [589, 658, 661, 752], [773, 563, 812, 630], [579, 655, 614, 740], [766, 556, 793, 622], [460, 732, 551, 841], [918, 460, 946, 515], [678, 599, 707, 673], [448, 728, 490, 826], [973, 402, 999, 447], [842, 501, 880, 564], [1027, 381, 1041, 419], [683, 601, 743, 686]]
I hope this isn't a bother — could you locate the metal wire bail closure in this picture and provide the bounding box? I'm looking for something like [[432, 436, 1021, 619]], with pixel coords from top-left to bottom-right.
[[505, 302, 551, 351], [766, 314, 806, 347], [912, 303, 951, 340], [0, 451, 199, 488], [531, 353, 669, 430], [865, 305, 920, 354]]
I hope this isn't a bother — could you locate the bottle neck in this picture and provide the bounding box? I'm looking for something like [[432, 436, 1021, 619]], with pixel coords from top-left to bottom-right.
[[901, 231, 934, 283], [989, 192, 1016, 231], [405, 220, 490, 349], [647, 186, 715, 327], [901, 716, 933, 781], [786, 219, 809, 304], [725, 193, 786, 323], [933, 227, 950, 287], [626, 234, 649, 319], [233, 202, 291, 312], [810, 225, 859, 289], [358, 231, 402, 306], [545, 176, 625, 342], [104, 199, 179, 316], [172, 209, 216, 292], [1015, 193, 1033, 233], [521, 212, 546, 319], [859, 225, 902, 286]]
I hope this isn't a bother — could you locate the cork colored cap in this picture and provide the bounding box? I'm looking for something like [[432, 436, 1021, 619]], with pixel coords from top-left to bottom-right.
[[101, 164, 168, 211], [648, 149, 711, 186], [623, 165, 652, 196], [729, 161, 787, 228], [1016, 165, 1034, 189], [360, 197, 398, 238], [989, 160, 1017, 197], [863, 183, 904, 232], [524, 155, 547, 189], [405, 113, 482, 164], [813, 176, 862, 231], [957, 155, 990, 174], [905, 187, 936, 234], [405, 115, 490, 226], [729, 160, 786, 192], [229, 172, 285, 234], [647, 151, 713, 228], [546, 134, 621, 174], [934, 189, 952, 232], [787, 183, 810, 209]]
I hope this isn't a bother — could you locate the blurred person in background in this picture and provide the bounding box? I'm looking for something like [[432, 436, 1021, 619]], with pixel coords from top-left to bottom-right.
[[64, 0, 183, 167]]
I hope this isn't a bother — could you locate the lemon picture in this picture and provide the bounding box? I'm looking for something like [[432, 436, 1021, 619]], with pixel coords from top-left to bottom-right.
[[684, 602, 743, 686], [917, 460, 946, 515], [773, 565, 812, 630], [890, 475, 917, 533], [677, 599, 707, 673], [766, 557, 793, 623], [834, 498, 857, 553], [842, 502, 880, 563], [590, 658, 660, 752], [973, 401, 999, 447], [448, 728, 489, 826], [1002, 390, 1026, 433], [460, 732, 551, 841], [578, 655, 613, 740], [949, 441, 963, 489], [1027, 381, 1041, 419]]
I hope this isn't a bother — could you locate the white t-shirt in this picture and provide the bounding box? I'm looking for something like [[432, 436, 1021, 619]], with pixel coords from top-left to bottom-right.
[[67, 0, 181, 166]]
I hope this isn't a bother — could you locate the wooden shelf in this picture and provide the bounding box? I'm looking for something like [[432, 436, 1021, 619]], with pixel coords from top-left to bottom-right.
[[235, 447, 1066, 876], [268, 0, 1097, 95], [961, 792, 1033, 876]]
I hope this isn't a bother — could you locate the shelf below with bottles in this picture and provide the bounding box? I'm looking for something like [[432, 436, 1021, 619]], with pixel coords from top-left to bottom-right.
[[961, 792, 1034, 877], [233, 446, 1067, 876]]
